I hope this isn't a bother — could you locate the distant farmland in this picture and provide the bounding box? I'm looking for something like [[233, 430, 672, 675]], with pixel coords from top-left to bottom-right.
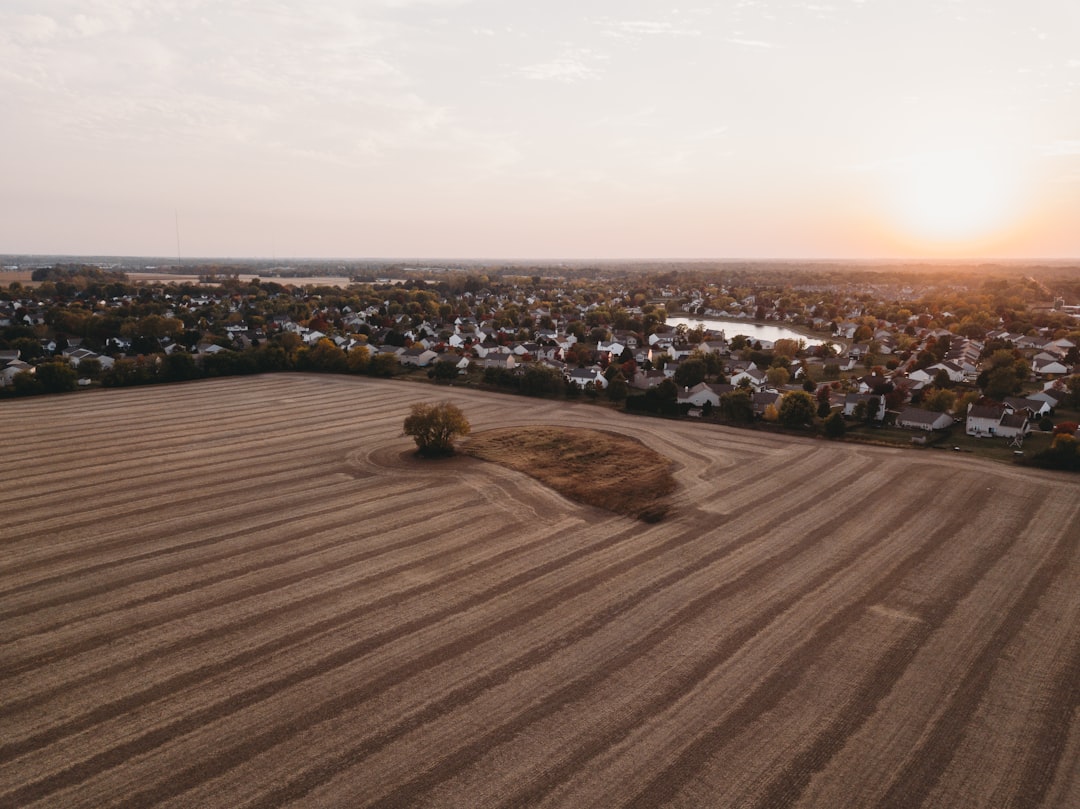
[[2, 375, 1078, 808]]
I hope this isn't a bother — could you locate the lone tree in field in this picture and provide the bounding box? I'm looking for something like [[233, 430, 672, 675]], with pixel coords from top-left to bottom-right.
[[403, 401, 471, 457]]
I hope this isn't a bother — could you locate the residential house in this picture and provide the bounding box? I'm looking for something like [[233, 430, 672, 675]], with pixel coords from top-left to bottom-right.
[[677, 381, 733, 408], [1003, 397, 1052, 419], [481, 353, 516, 371], [909, 361, 965, 385], [967, 402, 1031, 438], [729, 366, 767, 391], [752, 390, 783, 417], [1032, 354, 1070, 376], [1, 357, 31, 387], [400, 347, 438, 367], [843, 392, 887, 421], [567, 366, 608, 390], [1028, 387, 1068, 411], [896, 407, 953, 431], [632, 369, 668, 390]]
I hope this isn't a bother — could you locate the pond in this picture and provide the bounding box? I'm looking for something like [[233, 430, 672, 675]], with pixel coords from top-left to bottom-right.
[[667, 315, 828, 348]]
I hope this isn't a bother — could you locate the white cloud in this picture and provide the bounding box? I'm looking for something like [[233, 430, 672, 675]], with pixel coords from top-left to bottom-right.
[[518, 50, 603, 82], [726, 37, 776, 49], [598, 19, 702, 39], [4, 14, 59, 44]]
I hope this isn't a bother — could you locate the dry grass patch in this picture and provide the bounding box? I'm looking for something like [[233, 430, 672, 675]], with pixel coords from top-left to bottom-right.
[[461, 426, 676, 522]]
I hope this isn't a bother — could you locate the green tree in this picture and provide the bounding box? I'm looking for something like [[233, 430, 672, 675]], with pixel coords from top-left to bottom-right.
[[779, 391, 815, 428], [403, 400, 471, 457], [823, 409, 846, 438], [11, 369, 43, 396], [607, 372, 628, 402], [720, 389, 754, 423], [77, 356, 103, 380], [922, 387, 956, 413], [304, 338, 348, 373], [35, 361, 78, 393], [1066, 375, 1080, 408], [673, 357, 706, 388], [520, 364, 562, 396], [369, 352, 399, 377], [430, 358, 460, 383], [984, 365, 1022, 400], [766, 366, 790, 388], [816, 389, 832, 418]]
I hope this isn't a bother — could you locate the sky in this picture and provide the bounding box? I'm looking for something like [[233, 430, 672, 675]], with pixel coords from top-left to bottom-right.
[[2, 0, 1079, 260]]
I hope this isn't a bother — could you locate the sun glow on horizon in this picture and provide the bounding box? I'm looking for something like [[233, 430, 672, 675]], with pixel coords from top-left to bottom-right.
[[886, 149, 1025, 252]]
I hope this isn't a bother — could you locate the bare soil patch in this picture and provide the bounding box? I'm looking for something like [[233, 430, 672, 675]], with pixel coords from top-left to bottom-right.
[[461, 426, 676, 522]]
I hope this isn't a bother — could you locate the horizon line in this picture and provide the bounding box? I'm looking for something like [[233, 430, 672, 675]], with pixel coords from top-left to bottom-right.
[[3, 253, 1080, 265]]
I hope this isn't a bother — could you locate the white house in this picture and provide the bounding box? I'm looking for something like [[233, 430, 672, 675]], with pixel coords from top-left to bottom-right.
[[730, 367, 767, 391], [677, 381, 732, 408], [1032, 355, 1070, 376], [400, 347, 439, 367], [966, 402, 1030, 438], [567, 366, 608, 389], [843, 392, 887, 421]]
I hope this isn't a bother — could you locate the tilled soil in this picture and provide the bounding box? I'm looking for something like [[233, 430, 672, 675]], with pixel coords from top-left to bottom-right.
[[2, 374, 1077, 808]]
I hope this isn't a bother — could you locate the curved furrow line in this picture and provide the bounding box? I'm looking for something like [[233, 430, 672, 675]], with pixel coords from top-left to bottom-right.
[[0, 490, 484, 658], [134, 460, 902, 809], [693, 443, 866, 516], [622, 481, 1035, 809]]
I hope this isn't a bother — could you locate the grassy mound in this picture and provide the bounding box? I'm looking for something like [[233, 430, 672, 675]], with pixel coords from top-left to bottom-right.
[[462, 426, 676, 522]]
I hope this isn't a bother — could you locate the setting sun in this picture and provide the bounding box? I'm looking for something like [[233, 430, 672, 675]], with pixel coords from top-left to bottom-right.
[[888, 149, 1021, 248]]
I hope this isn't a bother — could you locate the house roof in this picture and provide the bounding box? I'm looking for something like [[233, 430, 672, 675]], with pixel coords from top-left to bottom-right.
[[897, 406, 949, 428], [1000, 412, 1029, 429], [968, 404, 1005, 420], [1003, 397, 1045, 414]]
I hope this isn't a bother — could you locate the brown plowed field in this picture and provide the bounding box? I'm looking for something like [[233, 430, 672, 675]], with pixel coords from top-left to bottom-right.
[[2, 374, 1077, 809]]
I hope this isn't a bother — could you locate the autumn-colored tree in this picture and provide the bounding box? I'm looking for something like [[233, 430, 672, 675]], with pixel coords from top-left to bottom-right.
[[766, 366, 790, 388], [823, 410, 846, 438], [779, 390, 816, 428], [403, 401, 471, 457], [922, 387, 957, 413]]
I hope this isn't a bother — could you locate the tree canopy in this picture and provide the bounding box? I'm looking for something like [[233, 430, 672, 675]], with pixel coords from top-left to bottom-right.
[[402, 401, 471, 457]]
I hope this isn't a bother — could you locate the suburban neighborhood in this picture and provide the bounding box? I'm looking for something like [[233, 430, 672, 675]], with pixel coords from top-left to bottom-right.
[[3, 260, 1079, 468]]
